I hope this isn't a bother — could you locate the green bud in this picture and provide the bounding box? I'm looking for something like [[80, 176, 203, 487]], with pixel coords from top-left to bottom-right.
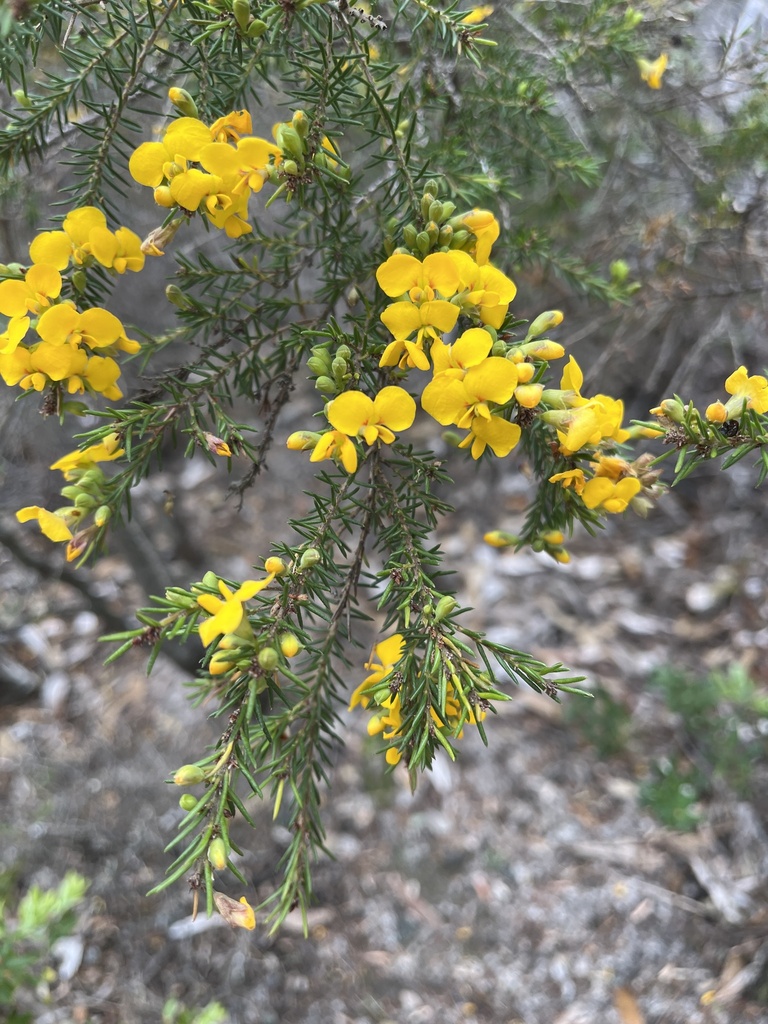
[[179, 794, 198, 811], [440, 201, 456, 221], [292, 109, 310, 137], [336, 344, 351, 361], [307, 355, 331, 376], [275, 123, 305, 161], [258, 646, 279, 671], [610, 259, 630, 283], [12, 88, 32, 109], [174, 764, 206, 786], [437, 225, 453, 247], [434, 595, 457, 622], [299, 548, 321, 569], [247, 17, 268, 38], [232, 0, 251, 32], [421, 192, 436, 221], [450, 229, 470, 249], [208, 837, 228, 871], [60, 486, 81, 501], [525, 310, 564, 341], [402, 223, 418, 249], [425, 220, 439, 245], [315, 375, 337, 394], [202, 570, 219, 589], [415, 231, 431, 256], [331, 355, 348, 381], [5, 263, 24, 276], [165, 588, 198, 610], [74, 493, 98, 511], [94, 504, 111, 527], [165, 284, 189, 309], [282, 158, 299, 176], [71, 269, 87, 294], [423, 179, 440, 197], [491, 339, 506, 357]]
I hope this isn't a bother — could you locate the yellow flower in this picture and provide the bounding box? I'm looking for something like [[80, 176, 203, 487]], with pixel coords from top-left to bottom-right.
[[50, 433, 124, 476], [309, 429, 359, 474], [29, 207, 107, 270], [379, 300, 461, 369], [457, 209, 499, 265], [430, 327, 493, 377], [327, 386, 416, 445], [582, 476, 642, 514], [197, 575, 275, 647], [0, 263, 62, 352], [722, 366, 768, 417], [200, 136, 282, 196], [448, 250, 517, 329], [549, 468, 586, 495], [209, 109, 253, 144], [461, 4, 493, 24], [16, 505, 76, 542], [637, 53, 668, 90], [349, 633, 405, 709], [376, 252, 460, 304], [88, 225, 145, 274], [129, 117, 213, 188]]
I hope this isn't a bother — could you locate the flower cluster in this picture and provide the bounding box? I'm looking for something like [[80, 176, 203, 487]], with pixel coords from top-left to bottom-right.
[[0, 209, 142, 401], [129, 105, 344, 240], [15, 433, 124, 561], [349, 634, 486, 766]]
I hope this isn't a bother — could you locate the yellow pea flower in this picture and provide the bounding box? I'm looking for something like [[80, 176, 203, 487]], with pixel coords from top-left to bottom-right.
[[637, 53, 668, 90], [327, 386, 416, 445]]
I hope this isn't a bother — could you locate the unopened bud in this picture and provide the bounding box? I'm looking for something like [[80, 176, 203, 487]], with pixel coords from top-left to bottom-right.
[[483, 530, 517, 549], [610, 259, 630, 283], [13, 88, 32, 109], [514, 383, 544, 409], [653, 397, 686, 424], [525, 311, 564, 341], [280, 632, 301, 658], [292, 109, 309, 137], [168, 87, 198, 118], [705, 401, 727, 423], [264, 556, 286, 575], [247, 17, 268, 38], [94, 504, 112, 527], [208, 837, 228, 871], [72, 269, 87, 294], [179, 793, 198, 811], [232, 0, 251, 31], [258, 646, 278, 671], [286, 430, 321, 452], [434, 595, 457, 622], [165, 284, 189, 308], [315, 375, 337, 394], [415, 231, 431, 255], [174, 764, 206, 786], [403, 224, 418, 249], [275, 123, 305, 161], [299, 548, 320, 569]]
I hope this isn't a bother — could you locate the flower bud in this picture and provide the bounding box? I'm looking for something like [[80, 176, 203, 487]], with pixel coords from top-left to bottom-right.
[[174, 764, 206, 786], [483, 530, 517, 548], [292, 109, 309, 137], [415, 231, 431, 255], [421, 192, 436, 220], [514, 383, 544, 409], [525, 311, 564, 341], [336, 344, 351, 361], [282, 159, 299, 176], [168, 87, 198, 118], [286, 430, 321, 452], [202, 570, 220, 589], [232, 0, 251, 32], [428, 200, 443, 222], [514, 361, 535, 383], [315, 375, 337, 395], [208, 837, 228, 871], [610, 259, 630, 283], [437, 225, 453, 247], [94, 504, 112, 527], [247, 17, 268, 38], [164, 285, 187, 309], [425, 220, 439, 245], [434, 595, 457, 622], [280, 632, 301, 658], [275, 123, 305, 161], [13, 88, 32, 108], [705, 401, 727, 423], [299, 548, 321, 569], [307, 352, 332, 376], [331, 355, 348, 381], [403, 224, 418, 249], [258, 646, 278, 671], [72, 269, 87, 294], [653, 397, 686, 424], [179, 793, 198, 811], [519, 339, 565, 361], [264, 556, 287, 575]]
